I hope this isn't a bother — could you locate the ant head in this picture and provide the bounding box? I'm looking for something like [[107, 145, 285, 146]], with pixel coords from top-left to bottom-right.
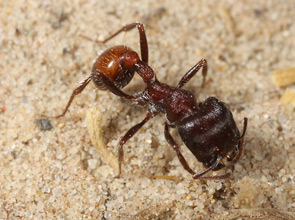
[[212, 161, 225, 171], [120, 51, 140, 68], [203, 154, 226, 171]]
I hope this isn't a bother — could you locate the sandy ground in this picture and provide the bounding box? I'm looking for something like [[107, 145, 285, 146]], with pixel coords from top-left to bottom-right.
[[1, 0, 295, 219]]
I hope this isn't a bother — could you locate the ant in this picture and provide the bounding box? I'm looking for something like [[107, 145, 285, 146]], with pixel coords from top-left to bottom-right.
[[45, 23, 248, 180]]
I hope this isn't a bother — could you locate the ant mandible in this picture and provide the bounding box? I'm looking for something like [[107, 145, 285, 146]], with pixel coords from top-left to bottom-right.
[[46, 23, 248, 180]]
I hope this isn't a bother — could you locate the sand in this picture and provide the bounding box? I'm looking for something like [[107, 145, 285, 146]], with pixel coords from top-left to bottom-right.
[[1, 0, 295, 219]]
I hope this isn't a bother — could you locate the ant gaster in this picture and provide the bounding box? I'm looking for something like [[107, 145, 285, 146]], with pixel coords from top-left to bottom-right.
[[46, 23, 248, 180]]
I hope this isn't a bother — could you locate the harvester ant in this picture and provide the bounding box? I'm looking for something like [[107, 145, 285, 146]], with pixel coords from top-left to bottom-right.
[[45, 23, 248, 180]]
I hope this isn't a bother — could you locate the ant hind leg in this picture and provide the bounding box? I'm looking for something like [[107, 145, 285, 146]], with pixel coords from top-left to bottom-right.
[[99, 23, 149, 64], [93, 71, 133, 99], [81, 23, 149, 64], [42, 75, 93, 118]]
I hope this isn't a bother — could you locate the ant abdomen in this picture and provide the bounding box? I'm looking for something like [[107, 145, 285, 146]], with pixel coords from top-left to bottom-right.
[[92, 45, 136, 90]]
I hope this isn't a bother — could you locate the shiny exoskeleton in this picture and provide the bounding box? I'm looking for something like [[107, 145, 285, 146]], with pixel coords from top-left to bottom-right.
[[92, 45, 136, 90], [46, 23, 248, 180]]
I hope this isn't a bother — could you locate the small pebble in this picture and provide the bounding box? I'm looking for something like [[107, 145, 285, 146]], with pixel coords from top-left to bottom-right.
[[58, 122, 65, 129], [37, 119, 52, 131], [88, 159, 98, 169], [68, 154, 81, 167]]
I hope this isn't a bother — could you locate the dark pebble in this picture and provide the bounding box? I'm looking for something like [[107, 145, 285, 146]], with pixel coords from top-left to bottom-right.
[[37, 118, 52, 131]]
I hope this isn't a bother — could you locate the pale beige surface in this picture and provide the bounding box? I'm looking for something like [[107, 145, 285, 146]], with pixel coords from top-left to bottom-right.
[[1, 0, 295, 219]]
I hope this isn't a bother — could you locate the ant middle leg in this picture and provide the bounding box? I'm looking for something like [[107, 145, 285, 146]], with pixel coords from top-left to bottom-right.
[[117, 111, 155, 176], [177, 59, 207, 89]]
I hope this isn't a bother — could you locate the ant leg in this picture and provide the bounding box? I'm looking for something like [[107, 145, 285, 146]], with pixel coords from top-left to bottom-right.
[[194, 170, 230, 180], [93, 71, 149, 107], [195, 118, 247, 180], [44, 69, 139, 119], [231, 118, 248, 164], [118, 111, 155, 176], [102, 23, 148, 64], [84, 23, 149, 64], [93, 71, 133, 99], [43, 75, 93, 118], [193, 157, 230, 180], [177, 59, 207, 88], [165, 121, 231, 180], [164, 123, 195, 175]]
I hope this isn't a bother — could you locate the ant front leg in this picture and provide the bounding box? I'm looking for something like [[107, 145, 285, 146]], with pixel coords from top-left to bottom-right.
[[193, 119, 248, 180], [165, 123, 229, 180], [231, 118, 248, 164], [99, 23, 149, 64], [177, 59, 207, 88], [192, 156, 230, 180], [117, 111, 155, 177], [164, 123, 195, 175]]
